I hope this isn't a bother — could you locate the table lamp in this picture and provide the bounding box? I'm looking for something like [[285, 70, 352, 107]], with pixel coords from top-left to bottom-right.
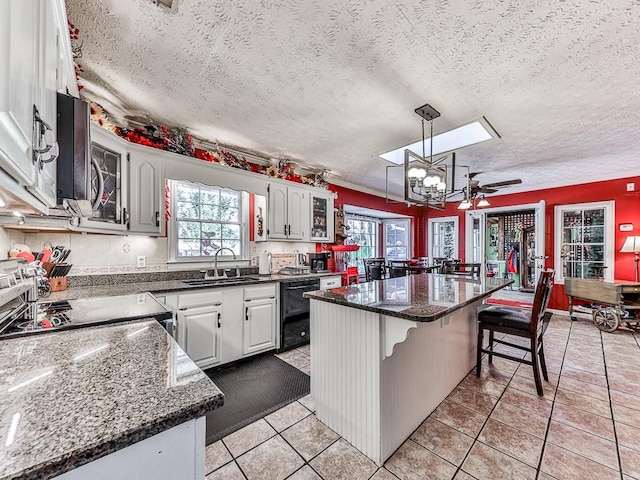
[[619, 235, 640, 282]]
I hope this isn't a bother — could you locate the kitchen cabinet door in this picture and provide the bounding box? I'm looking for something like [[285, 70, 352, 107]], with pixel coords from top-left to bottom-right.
[[287, 186, 307, 240], [267, 183, 308, 240], [267, 184, 288, 239], [178, 304, 221, 369], [128, 149, 165, 235], [0, 0, 39, 186], [310, 193, 334, 242], [28, 0, 59, 207], [243, 298, 276, 356]]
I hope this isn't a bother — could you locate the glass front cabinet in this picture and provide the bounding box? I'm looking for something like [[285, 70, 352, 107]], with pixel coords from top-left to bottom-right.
[[309, 193, 335, 242]]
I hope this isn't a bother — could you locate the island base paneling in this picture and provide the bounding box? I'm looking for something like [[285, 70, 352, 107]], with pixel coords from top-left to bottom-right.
[[310, 299, 480, 465]]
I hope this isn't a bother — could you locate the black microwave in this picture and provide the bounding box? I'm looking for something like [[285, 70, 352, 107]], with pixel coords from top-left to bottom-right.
[[56, 93, 123, 224]]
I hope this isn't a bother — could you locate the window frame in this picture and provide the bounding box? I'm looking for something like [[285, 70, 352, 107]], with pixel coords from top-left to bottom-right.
[[554, 201, 615, 284], [383, 218, 411, 260], [344, 214, 379, 273], [167, 180, 249, 264]]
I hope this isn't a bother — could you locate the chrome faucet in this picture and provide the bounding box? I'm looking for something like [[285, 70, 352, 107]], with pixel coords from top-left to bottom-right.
[[208, 247, 237, 279]]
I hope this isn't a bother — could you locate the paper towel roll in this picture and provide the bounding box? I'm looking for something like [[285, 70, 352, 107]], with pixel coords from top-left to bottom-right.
[[259, 252, 271, 275]]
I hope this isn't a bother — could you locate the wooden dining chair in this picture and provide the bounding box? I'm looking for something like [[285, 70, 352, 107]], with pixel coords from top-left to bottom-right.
[[387, 260, 409, 278], [476, 269, 555, 396], [443, 262, 481, 277], [364, 258, 386, 281]]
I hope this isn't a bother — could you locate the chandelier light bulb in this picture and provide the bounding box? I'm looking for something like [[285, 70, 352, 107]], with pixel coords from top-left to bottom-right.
[[407, 167, 427, 180]]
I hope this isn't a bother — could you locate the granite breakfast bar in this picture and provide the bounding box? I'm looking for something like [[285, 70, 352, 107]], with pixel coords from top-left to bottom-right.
[[305, 274, 512, 466], [0, 319, 223, 480]]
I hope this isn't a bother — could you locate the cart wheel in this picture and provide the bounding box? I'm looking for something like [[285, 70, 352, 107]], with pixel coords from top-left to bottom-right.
[[592, 309, 619, 333]]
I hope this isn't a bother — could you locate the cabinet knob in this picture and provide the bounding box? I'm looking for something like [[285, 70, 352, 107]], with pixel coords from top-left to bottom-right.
[[217, 312, 221, 328], [245, 307, 249, 321], [155, 211, 160, 227]]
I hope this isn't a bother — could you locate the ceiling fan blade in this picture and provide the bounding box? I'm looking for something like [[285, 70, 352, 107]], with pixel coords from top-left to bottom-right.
[[468, 172, 482, 179], [481, 179, 522, 189], [477, 187, 498, 194]]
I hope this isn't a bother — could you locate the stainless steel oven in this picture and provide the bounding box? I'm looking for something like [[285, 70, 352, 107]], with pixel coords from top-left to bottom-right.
[[279, 278, 320, 352]]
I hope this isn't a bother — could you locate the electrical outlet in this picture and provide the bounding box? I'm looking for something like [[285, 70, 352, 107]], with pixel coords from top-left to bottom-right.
[[136, 256, 146, 268]]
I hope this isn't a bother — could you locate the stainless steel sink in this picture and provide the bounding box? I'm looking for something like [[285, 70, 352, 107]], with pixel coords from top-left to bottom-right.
[[182, 277, 259, 287]]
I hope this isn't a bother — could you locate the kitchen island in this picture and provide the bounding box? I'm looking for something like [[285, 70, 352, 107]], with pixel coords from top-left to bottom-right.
[[0, 319, 223, 480], [305, 274, 512, 465]]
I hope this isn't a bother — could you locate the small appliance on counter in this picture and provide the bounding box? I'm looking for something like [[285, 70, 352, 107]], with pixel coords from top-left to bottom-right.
[[309, 252, 331, 273], [279, 266, 311, 276], [258, 251, 272, 275]]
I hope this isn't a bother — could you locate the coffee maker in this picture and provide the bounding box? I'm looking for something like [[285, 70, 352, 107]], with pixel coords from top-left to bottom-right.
[[309, 252, 330, 273]]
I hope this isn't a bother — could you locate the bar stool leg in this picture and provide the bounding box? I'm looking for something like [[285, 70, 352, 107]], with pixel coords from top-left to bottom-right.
[[488, 330, 495, 364], [531, 337, 544, 396], [476, 323, 484, 377]]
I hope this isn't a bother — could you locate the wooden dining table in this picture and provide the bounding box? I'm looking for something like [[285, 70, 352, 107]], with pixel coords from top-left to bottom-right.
[[387, 260, 440, 274]]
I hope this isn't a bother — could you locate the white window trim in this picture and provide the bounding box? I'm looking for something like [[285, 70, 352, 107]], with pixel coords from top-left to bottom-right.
[[427, 216, 459, 263], [167, 180, 250, 265], [554, 200, 615, 285]]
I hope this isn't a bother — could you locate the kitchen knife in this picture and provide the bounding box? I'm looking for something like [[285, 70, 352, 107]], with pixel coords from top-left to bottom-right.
[[60, 249, 71, 262], [50, 247, 64, 262]]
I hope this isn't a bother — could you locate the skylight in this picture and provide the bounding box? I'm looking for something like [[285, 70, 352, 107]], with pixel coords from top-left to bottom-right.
[[379, 118, 499, 165]]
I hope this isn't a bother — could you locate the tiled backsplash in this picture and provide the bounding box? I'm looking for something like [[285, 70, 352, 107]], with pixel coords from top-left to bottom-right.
[[0, 228, 317, 276]]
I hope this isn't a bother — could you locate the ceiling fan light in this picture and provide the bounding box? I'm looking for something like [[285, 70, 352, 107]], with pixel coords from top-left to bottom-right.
[[457, 200, 472, 210], [477, 195, 490, 207]]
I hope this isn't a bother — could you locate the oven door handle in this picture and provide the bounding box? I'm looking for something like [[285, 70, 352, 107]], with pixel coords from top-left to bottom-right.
[[285, 285, 320, 290]]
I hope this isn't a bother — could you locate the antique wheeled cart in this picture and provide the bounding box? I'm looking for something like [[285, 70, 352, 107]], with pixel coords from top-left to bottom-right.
[[565, 277, 640, 332]]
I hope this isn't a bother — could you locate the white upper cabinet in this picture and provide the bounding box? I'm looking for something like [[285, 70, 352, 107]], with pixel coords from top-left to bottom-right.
[[310, 192, 334, 242], [28, 0, 60, 207], [267, 183, 309, 241], [0, 0, 75, 212], [128, 148, 166, 235], [0, 0, 39, 185]]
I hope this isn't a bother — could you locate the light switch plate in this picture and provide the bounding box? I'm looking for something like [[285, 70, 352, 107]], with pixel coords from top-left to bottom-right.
[[627, 182, 635, 192], [620, 223, 634, 231]]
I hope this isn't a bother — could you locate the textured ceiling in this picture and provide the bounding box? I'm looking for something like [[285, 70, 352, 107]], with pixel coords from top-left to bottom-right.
[[65, 0, 640, 199]]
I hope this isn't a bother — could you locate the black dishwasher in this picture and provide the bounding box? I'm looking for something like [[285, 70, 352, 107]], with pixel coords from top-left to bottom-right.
[[279, 278, 320, 351]]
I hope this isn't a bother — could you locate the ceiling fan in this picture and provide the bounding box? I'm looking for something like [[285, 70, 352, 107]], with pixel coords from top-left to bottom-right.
[[448, 171, 522, 206]]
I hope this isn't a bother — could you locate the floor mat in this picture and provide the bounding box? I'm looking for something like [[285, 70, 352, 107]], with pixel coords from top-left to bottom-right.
[[204, 354, 310, 444]]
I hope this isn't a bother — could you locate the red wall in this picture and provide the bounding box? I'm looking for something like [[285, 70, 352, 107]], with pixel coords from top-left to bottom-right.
[[328, 184, 423, 257], [332, 175, 640, 311]]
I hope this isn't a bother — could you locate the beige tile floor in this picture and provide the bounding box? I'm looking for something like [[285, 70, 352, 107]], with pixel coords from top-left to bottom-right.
[[205, 314, 640, 480]]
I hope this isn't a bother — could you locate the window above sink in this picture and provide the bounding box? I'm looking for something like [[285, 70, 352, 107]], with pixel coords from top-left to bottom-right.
[[168, 180, 249, 263]]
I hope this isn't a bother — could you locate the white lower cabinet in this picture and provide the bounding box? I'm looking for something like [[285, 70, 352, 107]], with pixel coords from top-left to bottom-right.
[[320, 275, 342, 290], [173, 283, 277, 368], [243, 298, 276, 355], [178, 304, 221, 368]]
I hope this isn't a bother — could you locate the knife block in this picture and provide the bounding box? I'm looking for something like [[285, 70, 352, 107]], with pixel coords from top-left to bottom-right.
[[42, 262, 68, 292]]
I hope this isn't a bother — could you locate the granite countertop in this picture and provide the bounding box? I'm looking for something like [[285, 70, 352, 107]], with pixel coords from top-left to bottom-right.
[[48, 272, 341, 301], [305, 274, 513, 322], [0, 319, 224, 480]]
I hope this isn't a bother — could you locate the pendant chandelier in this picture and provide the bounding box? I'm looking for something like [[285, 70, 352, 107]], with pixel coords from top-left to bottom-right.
[[403, 103, 447, 210]]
